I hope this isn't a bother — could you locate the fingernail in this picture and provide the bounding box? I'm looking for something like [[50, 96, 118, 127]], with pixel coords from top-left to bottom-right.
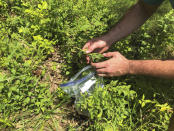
[[86, 50, 90, 53]]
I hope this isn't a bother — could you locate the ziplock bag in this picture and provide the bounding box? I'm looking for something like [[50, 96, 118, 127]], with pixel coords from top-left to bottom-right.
[[60, 65, 104, 116]]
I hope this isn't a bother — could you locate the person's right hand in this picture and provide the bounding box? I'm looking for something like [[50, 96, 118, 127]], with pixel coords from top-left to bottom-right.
[[82, 36, 112, 54]]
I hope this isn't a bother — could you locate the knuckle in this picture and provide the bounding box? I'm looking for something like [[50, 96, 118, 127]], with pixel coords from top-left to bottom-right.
[[117, 51, 121, 55], [96, 70, 100, 74], [115, 51, 119, 55], [93, 63, 98, 68], [105, 61, 109, 67], [105, 68, 110, 73], [107, 69, 112, 73], [105, 63, 108, 67], [114, 51, 120, 57], [109, 74, 113, 77], [86, 41, 91, 45]]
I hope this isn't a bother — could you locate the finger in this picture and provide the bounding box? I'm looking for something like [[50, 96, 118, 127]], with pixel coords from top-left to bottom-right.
[[83, 42, 90, 51], [98, 73, 114, 77], [93, 46, 107, 54], [98, 74, 107, 77], [86, 56, 90, 64], [99, 47, 108, 53], [103, 52, 118, 58], [96, 68, 108, 74], [91, 61, 108, 69], [92, 48, 103, 53], [83, 41, 95, 54], [87, 43, 99, 54]]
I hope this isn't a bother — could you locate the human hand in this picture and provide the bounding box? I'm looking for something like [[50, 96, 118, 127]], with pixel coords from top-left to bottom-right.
[[83, 36, 112, 63], [83, 36, 112, 54], [91, 52, 130, 77]]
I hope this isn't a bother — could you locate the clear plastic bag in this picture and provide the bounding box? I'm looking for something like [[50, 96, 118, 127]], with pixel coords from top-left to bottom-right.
[[60, 65, 104, 116]]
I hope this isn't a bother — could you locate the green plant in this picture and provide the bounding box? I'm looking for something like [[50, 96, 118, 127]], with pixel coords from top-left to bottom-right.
[[0, 0, 174, 130]]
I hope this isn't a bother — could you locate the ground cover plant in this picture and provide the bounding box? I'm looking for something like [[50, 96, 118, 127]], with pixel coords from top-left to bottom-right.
[[0, 0, 174, 130]]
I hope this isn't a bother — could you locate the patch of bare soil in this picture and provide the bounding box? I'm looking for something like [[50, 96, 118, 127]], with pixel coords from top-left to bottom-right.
[[42, 47, 66, 92]]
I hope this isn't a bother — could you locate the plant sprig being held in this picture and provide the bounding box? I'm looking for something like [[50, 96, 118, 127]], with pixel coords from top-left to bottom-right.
[[74, 47, 108, 63], [88, 53, 107, 63]]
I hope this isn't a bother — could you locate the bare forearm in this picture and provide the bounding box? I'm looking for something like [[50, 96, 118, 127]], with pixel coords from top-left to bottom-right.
[[104, 0, 159, 44], [129, 60, 174, 79]]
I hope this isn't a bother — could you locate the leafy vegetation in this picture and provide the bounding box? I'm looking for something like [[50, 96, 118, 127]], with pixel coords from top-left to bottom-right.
[[0, 0, 174, 130]]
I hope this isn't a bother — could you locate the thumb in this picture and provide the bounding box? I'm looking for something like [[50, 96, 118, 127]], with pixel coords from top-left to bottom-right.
[[86, 43, 98, 53], [103, 52, 115, 58]]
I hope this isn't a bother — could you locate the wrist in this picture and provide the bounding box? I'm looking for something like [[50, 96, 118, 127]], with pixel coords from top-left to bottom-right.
[[101, 33, 116, 46], [128, 60, 135, 75]]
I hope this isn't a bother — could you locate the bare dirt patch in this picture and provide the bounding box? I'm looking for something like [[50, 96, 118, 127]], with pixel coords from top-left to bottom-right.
[[39, 47, 66, 92]]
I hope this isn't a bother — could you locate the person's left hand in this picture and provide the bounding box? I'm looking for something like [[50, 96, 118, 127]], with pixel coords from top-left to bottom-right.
[[91, 52, 130, 77]]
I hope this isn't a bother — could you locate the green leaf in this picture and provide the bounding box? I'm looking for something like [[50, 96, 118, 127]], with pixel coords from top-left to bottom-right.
[[0, 83, 4, 92], [24, 97, 30, 104]]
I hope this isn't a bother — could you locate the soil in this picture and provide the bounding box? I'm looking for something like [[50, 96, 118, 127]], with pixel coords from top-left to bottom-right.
[[33, 47, 66, 92]]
